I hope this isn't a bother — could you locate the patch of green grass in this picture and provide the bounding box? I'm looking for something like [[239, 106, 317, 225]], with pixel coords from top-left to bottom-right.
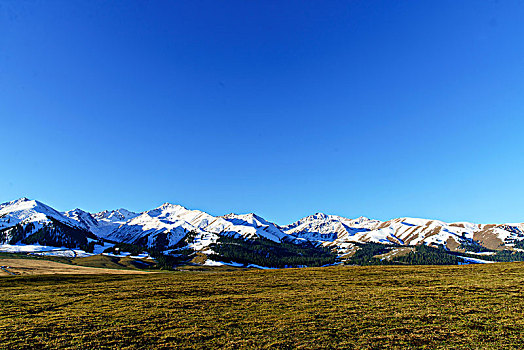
[[1, 263, 524, 348]]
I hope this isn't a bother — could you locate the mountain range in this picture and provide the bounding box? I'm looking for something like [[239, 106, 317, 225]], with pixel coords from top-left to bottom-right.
[[1, 197, 523, 266]]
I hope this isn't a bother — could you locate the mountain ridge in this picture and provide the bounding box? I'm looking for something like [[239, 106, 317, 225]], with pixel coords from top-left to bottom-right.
[[0, 198, 95, 248], [2, 197, 524, 265]]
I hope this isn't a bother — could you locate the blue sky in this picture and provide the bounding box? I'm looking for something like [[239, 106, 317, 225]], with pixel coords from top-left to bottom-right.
[[1, 0, 524, 224]]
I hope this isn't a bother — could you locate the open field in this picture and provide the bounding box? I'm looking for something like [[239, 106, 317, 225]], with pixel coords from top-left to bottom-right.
[[1, 263, 524, 349], [0, 258, 151, 276]]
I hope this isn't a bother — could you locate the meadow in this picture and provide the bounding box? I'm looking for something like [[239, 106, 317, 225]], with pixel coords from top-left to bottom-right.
[[1, 262, 524, 349]]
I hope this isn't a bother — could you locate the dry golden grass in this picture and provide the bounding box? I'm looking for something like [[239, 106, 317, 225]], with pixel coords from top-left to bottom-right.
[[0, 258, 150, 276], [1, 263, 524, 349]]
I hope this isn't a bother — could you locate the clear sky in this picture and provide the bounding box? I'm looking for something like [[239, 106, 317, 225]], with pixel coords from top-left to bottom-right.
[[1, 1, 524, 224]]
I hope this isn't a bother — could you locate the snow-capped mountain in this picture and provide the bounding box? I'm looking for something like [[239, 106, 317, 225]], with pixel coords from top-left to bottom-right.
[[93, 208, 139, 225], [282, 213, 381, 242], [64, 208, 139, 238], [220, 213, 290, 242], [104, 203, 291, 249], [284, 214, 524, 251], [64, 208, 100, 233], [0, 198, 95, 248], [106, 204, 205, 249], [3, 197, 524, 257], [0, 198, 80, 229]]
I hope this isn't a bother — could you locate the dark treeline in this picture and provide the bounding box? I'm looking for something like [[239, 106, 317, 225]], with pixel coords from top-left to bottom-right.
[[458, 240, 493, 253], [208, 236, 337, 268], [94, 233, 524, 269], [393, 245, 463, 265], [103, 242, 193, 269], [513, 240, 524, 250], [346, 243, 465, 266], [345, 243, 391, 265]]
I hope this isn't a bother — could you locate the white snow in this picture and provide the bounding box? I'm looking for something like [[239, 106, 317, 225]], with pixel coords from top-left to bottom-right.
[[203, 259, 244, 267], [466, 251, 496, 256], [102, 252, 152, 259], [246, 264, 277, 269], [64, 208, 139, 238], [0, 243, 60, 253], [103, 203, 292, 250], [282, 213, 381, 242], [189, 232, 219, 251], [4, 197, 524, 267], [0, 243, 91, 257], [458, 256, 494, 264], [0, 197, 82, 231]]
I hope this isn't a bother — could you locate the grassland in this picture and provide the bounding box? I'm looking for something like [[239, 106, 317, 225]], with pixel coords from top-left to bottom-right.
[[1, 263, 524, 349], [0, 258, 150, 276], [0, 252, 156, 272]]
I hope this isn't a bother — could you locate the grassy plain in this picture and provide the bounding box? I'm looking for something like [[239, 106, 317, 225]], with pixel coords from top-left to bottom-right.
[[1, 263, 524, 349], [0, 258, 150, 276]]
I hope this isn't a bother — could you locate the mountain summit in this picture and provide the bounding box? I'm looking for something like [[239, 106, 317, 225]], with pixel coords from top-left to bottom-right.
[[2, 198, 524, 265], [0, 198, 95, 248]]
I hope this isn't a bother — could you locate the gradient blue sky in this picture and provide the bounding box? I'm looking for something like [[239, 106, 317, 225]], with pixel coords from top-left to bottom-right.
[[1, 1, 524, 224]]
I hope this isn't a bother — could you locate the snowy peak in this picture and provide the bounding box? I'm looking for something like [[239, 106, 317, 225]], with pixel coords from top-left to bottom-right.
[[139, 204, 199, 223], [105, 203, 205, 249], [223, 213, 270, 227], [0, 197, 82, 230], [282, 214, 472, 246], [282, 213, 381, 242], [146, 203, 193, 219], [64, 207, 139, 238], [221, 213, 289, 242], [0, 198, 93, 247], [317, 217, 524, 249], [4, 197, 524, 254], [285, 213, 379, 229], [104, 205, 290, 249], [64, 208, 98, 231], [139, 203, 216, 230], [93, 208, 138, 223]]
